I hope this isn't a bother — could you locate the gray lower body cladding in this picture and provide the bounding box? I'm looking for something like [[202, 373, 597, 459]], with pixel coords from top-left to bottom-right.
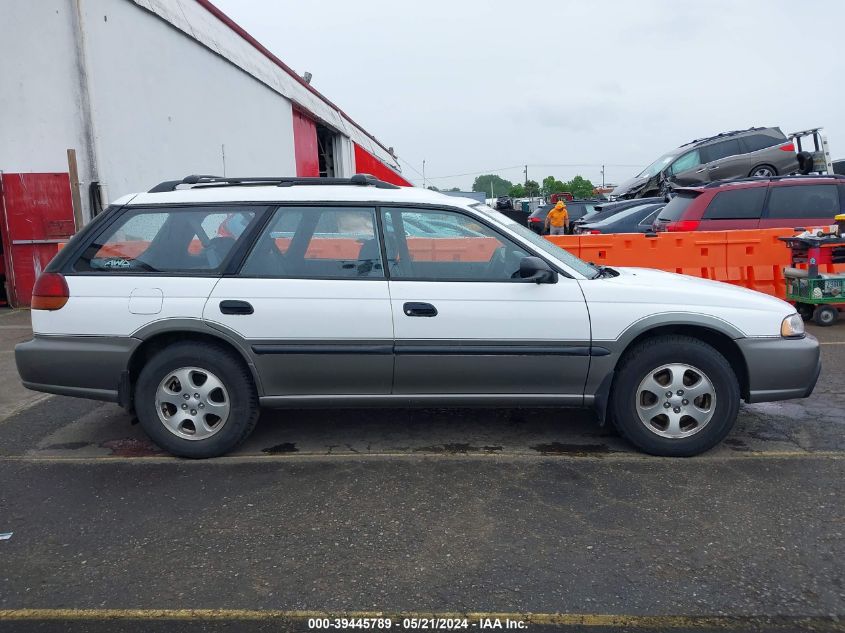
[[13, 331, 821, 408], [15, 335, 141, 403], [737, 334, 821, 403]]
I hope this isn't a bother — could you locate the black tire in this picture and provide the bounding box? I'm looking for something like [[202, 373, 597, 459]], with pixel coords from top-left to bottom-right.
[[748, 164, 777, 178], [797, 302, 814, 321], [135, 341, 259, 458], [813, 305, 839, 327], [610, 335, 740, 457]]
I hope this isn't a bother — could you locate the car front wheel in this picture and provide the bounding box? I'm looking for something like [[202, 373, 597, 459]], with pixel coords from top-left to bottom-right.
[[135, 342, 259, 458], [610, 335, 740, 457]]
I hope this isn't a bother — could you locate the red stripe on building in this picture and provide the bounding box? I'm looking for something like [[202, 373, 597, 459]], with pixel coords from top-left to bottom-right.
[[354, 144, 412, 186]]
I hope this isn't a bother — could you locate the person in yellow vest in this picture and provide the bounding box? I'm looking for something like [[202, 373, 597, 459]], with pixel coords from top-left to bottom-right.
[[545, 200, 569, 235]]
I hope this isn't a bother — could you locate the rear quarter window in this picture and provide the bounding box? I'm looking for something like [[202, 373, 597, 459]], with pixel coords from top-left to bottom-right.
[[766, 185, 840, 219], [702, 187, 767, 220], [742, 133, 783, 153], [73, 206, 261, 273]]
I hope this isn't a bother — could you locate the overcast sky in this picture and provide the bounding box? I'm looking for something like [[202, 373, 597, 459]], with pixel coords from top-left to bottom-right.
[[215, 0, 844, 190]]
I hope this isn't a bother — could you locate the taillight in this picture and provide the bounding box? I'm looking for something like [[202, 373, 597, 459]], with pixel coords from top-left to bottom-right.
[[528, 217, 542, 223], [31, 272, 69, 310], [779, 143, 795, 152], [588, 230, 601, 234], [666, 220, 700, 232]]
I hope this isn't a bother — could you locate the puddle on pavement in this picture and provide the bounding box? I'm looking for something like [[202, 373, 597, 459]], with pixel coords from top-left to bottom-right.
[[411, 443, 503, 454], [723, 438, 753, 452], [42, 441, 90, 451], [100, 438, 163, 457], [530, 442, 611, 455], [262, 442, 299, 454]]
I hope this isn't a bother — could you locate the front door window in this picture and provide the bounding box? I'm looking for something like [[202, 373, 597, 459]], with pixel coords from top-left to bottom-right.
[[380, 208, 530, 281]]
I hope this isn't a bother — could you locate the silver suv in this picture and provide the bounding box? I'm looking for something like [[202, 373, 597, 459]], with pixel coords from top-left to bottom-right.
[[612, 127, 799, 199]]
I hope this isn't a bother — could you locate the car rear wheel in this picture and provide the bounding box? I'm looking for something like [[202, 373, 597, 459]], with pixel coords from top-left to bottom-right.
[[610, 335, 740, 456], [135, 341, 259, 458], [813, 305, 839, 327], [749, 164, 777, 178]]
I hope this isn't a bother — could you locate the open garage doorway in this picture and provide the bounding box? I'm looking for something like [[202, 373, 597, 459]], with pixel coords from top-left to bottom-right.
[[316, 122, 338, 178]]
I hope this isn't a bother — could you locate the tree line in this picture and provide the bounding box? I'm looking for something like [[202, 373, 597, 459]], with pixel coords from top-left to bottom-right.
[[468, 174, 596, 199]]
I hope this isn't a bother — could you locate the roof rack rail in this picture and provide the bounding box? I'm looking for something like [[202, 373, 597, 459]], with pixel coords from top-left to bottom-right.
[[702, 174, 845, 188], [148, 173, 401, 193], [678, 126, 766, 148]]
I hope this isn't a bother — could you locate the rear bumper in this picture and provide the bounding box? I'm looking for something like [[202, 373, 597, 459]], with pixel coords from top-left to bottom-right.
[[15, 335, 140, 403], [738, 334, 821, 403]]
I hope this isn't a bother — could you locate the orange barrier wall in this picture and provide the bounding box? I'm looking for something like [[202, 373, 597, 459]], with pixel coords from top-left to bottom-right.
[[548, 229, 845, 298]]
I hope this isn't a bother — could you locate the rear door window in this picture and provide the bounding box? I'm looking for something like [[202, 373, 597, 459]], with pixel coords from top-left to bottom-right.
[[240, 206, 384, 278], [703, 188, 767, 219], [766, 185, 840, 219], [74, 206, 261, 273]]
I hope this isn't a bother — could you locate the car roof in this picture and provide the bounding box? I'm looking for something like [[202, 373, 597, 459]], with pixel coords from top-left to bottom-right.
[[122, 184, 474, 208], [674, 174, 845, 195]]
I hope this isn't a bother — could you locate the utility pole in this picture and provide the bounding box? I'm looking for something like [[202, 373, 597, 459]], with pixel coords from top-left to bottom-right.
[[422, 160, 426, 189], [601, 164, 605, 189], [524, 164, 528, 187]]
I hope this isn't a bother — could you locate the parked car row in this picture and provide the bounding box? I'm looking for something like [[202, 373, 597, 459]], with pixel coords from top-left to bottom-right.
[[525, 175, 845, 236], [527, 199, 598, 234]]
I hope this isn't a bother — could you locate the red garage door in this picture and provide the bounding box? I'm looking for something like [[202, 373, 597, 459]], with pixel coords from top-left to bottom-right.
[[0, 173, 77, 307], [292, 109, 319, 177]]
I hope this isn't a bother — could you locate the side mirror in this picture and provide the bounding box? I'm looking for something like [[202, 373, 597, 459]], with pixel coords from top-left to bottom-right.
[[519, 256, 558, 284]]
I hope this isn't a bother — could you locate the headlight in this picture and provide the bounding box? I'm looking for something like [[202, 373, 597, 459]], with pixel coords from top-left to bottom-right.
[[781, 313, 805, 337]]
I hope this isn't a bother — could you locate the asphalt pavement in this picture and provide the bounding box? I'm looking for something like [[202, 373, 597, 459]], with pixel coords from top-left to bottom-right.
[[0, 308, 843, 632]]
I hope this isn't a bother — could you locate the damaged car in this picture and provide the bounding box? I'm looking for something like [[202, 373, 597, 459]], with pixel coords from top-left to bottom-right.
[[611, 127, 799, 199]]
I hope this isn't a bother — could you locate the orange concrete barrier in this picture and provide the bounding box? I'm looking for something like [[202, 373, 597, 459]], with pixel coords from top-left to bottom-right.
[[547, 229, 845, 299]]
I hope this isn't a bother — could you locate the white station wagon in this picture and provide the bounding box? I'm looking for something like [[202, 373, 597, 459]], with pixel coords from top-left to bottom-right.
[[16, 174, 820, 458]]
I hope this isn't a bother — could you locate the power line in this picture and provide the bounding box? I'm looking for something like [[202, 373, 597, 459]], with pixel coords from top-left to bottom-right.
[[424, 163, 644, 181], [424, 165, 525, 180]]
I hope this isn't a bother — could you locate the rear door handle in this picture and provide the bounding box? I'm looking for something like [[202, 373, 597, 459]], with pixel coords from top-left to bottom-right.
[[219, 300, 254, 315], [403, 302, 438, 317]]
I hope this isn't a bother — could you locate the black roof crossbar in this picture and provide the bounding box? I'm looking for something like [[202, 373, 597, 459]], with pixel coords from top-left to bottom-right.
[[148, 173, 401, 193], [701, 174, 845, 188]]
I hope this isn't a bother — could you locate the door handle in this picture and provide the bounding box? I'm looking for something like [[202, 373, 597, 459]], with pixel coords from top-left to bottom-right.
[[403, 302, 437, 317], [219, 300, 254, 315]]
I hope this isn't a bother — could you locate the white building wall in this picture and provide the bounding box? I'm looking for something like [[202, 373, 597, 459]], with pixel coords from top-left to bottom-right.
[[79, 0, 297, 208], [0, 0, 91, 178]]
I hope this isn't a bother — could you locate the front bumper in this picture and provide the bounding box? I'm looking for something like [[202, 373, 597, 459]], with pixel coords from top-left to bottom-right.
[[15, 335, 140, 403], [738, 334, 821, 403]]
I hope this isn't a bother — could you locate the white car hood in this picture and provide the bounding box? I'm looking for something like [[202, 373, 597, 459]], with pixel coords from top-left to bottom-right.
[[580, 267, 795, 340]]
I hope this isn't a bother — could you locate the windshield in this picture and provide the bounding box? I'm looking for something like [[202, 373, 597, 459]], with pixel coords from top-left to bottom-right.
[[470, 204, 599, 278], [637, 152, 678, 178]]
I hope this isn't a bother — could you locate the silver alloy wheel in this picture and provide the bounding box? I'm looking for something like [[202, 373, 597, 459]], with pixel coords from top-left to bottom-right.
[[635, 363, 716, 439], [155, 367, 230, 441], [752, 166, 775, 177]]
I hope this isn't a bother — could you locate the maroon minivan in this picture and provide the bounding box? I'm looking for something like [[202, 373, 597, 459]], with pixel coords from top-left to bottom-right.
[[652, 175, 845, 232]]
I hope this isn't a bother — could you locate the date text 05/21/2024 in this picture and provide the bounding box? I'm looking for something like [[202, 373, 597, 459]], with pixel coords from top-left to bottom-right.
[[307, 617, 528, 630]]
